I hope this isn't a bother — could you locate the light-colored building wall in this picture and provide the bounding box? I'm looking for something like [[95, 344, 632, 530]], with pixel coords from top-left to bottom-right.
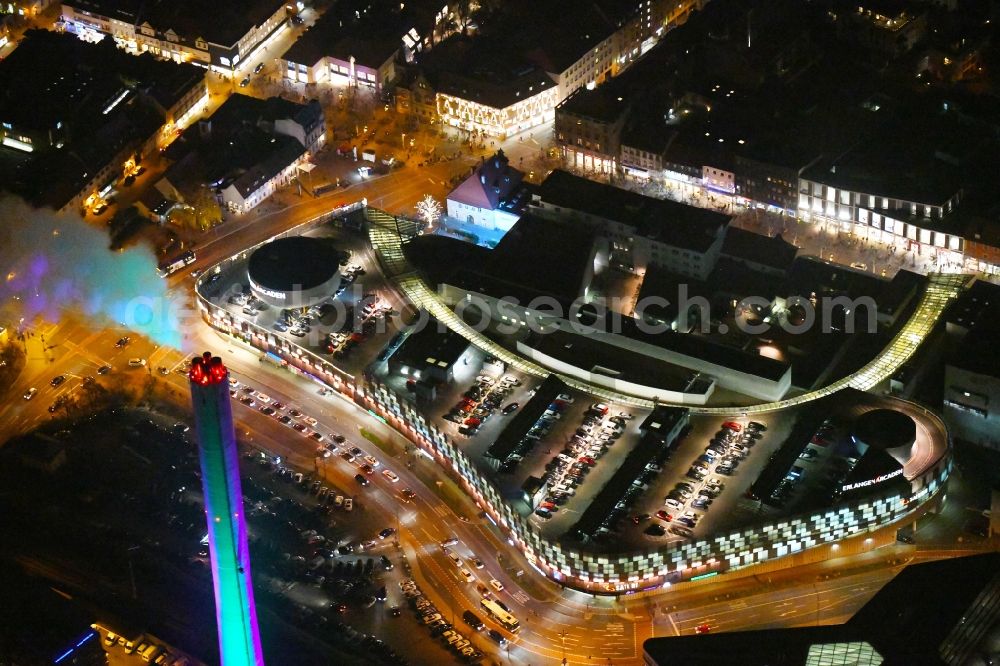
[[943, 363, 1000, 451]]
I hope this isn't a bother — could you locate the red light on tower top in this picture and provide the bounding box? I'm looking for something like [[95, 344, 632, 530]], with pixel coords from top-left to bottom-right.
[[189, 351, 228, 386]]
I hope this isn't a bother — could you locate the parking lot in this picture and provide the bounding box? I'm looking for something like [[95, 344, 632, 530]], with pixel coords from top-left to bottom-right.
[[199, 223, 407, 379]]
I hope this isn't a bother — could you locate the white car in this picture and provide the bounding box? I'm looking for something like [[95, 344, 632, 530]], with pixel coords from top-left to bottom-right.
[[556, 393, 575, 403], [255, 392, 271, 404], [448, 553, 463, 567], [363, 455, 380, 468], [228, 377, 240, 388], [343, 498, 353, 511], [382, 469, 399, 483], [664, 498, 685, 512], [459, 568, 474, 583], [23, 388, 38, 400], [489, 579, 504, 593], [303, 416, 318, 427], [128, 358, 146, 367], [440, 537, 459, 548]]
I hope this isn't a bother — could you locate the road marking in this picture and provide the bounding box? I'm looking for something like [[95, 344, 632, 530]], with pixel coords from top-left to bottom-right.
[[512, 590, 530, 605]]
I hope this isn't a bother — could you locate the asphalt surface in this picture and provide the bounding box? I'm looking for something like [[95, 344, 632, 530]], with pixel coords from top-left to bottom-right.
[[3, 313, 994, 665]]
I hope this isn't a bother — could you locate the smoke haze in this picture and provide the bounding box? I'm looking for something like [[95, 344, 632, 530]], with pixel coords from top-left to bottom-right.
[[0, 196, 181, 347]]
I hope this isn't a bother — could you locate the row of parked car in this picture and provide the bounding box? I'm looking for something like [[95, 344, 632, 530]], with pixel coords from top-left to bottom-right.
[[445, 374, 522, 438], [657, 421, 765, 537], [535, 403, 631, 520], [401, 578, 486, 663]]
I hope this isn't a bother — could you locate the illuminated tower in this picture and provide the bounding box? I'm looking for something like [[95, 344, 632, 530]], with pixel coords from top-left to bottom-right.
[[189, 352, 265, 666]]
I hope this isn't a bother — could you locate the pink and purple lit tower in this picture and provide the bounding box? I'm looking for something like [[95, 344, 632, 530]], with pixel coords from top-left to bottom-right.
[[189, 352, 265, 666]]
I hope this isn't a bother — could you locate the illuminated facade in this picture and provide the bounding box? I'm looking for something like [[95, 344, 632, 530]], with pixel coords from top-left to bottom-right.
[[188, 353, 265, 666], [796, 175, 966, 264], [436, 84, 559, 140], [193, 208, 952, 595], [60, 0, 289, 70]]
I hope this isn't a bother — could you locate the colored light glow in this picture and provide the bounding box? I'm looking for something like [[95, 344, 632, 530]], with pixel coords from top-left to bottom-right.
[[190, 352, 264, 665], [690, 572, 719, 581], [189, 351, 228, 385]]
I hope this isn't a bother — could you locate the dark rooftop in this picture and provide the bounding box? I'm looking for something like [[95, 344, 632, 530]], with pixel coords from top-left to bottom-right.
[[521, 329, 705, 396], [247, 237, 340, 292], [281, 0, 432, 68], [948, 325, 1000, 379], [944, 279, 1000, 331], [435, 69, 556, 110], [612, 317, 791, 382], [535, 170, 730, 253], [390, 312, 470, 374], [485, 375, 567, 463], [0, 30, 203, 209], [721, 228, 798, 273], [162, 94, 313, 198], [556, 85, 631, 124], [643, 552, 1000, 666], [450, 213, 596, 306], [64, 0, 283, 47]]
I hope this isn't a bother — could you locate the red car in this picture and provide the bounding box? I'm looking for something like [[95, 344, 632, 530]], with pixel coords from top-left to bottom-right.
[[655, 510, 673, 522], [811, 435, 830, 446], [722, 421, 743, 432], [695, 624, 712, 634], [578, 456, 596, 465], [539, 502, 556, 511], [464, 417, 481, 427]]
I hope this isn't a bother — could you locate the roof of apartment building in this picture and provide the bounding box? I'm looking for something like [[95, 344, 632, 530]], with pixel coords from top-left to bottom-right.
[[949, 325, 1000, 379], [721, 228, 798, 273], [0, 30, 203, 209], [207, 94, 323, 135], [535, 170, 730, 253], [556, 85, 632, 124], [0, 30, 202, 132], [434, 68, 556, 110], [64, 0, 283, 47], [161, 94, 311, 199], [945, 279, 1000, 331], [282, 0, 431, 68], [447, 150, 524, 210], [228, 136, 305, 198]]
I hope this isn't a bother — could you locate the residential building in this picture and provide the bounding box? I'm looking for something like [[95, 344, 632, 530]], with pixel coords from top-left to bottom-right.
[[555, 86, 630, 175], [828, 0, 929, 60], [60, 0, 290, 70], [280, 0, 456, 93], [0, 29, 205, 213], [158, 94, 323, 213], [424, 0, 708, 139], [942, 279, 1000, 451], [720, 228, 797, 277], [434, 68, 559, 139], [445, 150, 528, 232], [532, 169, 730, 279], [2, 0, 54, 17]]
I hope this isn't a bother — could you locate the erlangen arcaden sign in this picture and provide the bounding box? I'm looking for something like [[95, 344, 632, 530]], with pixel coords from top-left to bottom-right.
[[841, 467, 904, 492]]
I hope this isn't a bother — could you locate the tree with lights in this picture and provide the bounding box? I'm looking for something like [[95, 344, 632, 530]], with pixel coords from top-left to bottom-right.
[[416, 195, 441, 232]]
